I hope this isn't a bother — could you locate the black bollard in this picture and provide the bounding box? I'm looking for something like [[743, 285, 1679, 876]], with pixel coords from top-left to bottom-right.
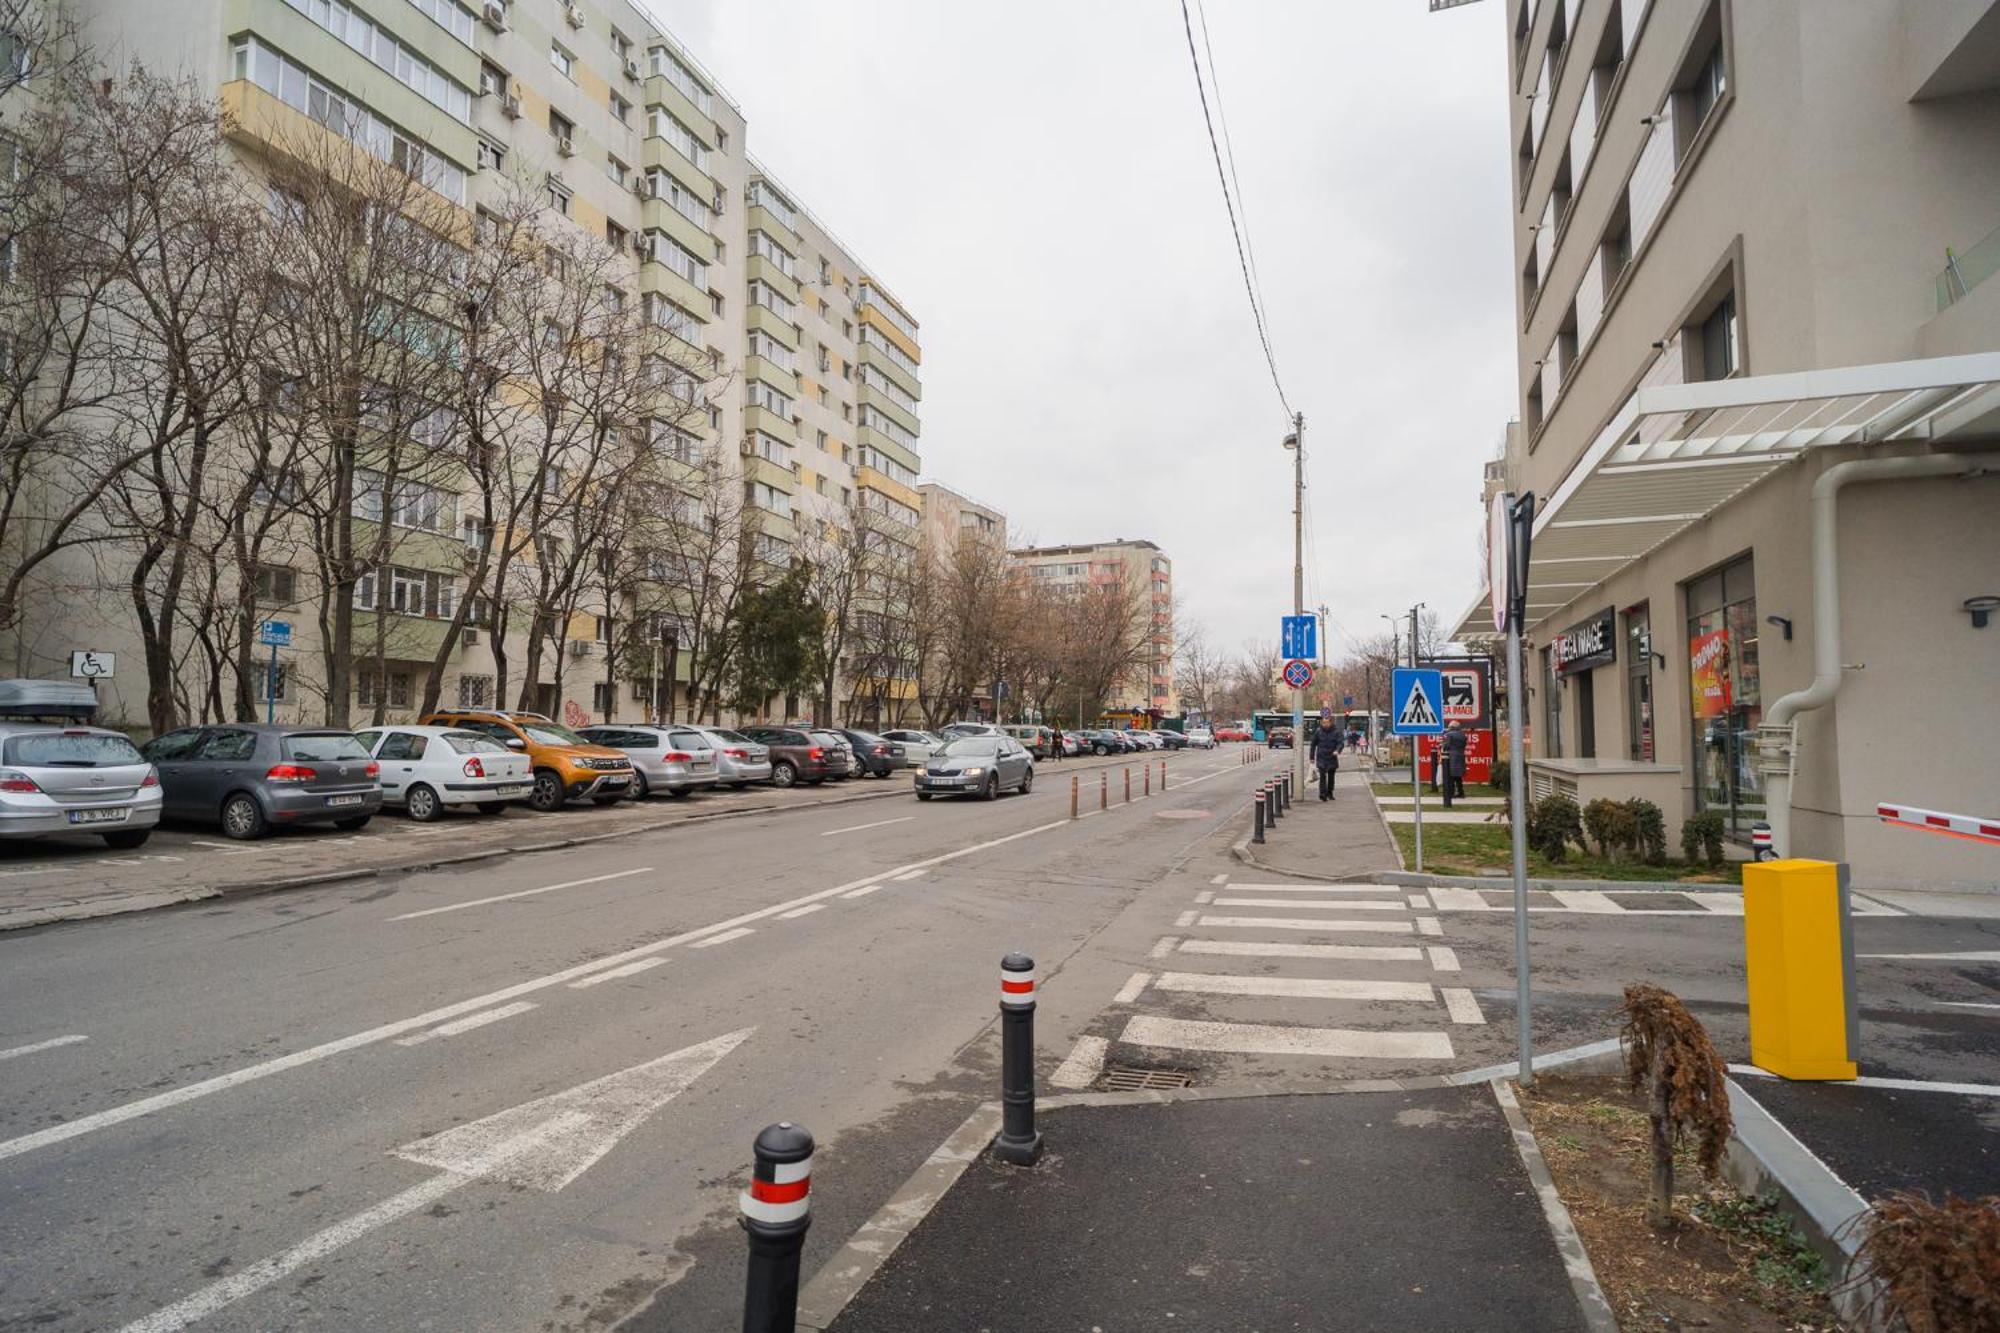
[[740, 1121, 814, 1333], [994, 952, 1043, 1165], [1253, 790, 1266, 843], [1269, 779, 1282, 823]]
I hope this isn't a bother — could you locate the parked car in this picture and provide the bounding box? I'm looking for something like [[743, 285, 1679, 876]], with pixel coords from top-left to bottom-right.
[[142, 725, 381, 839], [939, 722, 1003, 740], [688, 726, 774, 788], [418, 710, 633, 811], [0, 720, 162, 849], [353, 725, 532, 820], [880, 729, 943, 763], [738, 726, 835, 788], [1153, 730, 1190, 750], [810, 729, 861, 778], [1077, 729, 1124, 756], [1003, 724, 1055, 758], [576, 724, 721, 798], [837, 729, 906, 777], [1185, 727, 1217, 749], [915, 734, 1034, 801], [1126, 731, 1160, 751]]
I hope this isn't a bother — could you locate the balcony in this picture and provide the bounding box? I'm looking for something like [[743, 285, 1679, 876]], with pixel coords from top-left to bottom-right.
[[1938, 220, 2000, 311], [856, 466, 921, 513]]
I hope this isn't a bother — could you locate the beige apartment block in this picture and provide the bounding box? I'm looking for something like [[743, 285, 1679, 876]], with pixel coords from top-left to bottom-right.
[[919, 482, 1007, 555], [1012, 539, 1174, 715], [1453, 0, 2000, 890]]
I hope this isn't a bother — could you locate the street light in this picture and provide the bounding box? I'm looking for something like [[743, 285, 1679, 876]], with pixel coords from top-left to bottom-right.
[[1282, 416, 1305, 790]]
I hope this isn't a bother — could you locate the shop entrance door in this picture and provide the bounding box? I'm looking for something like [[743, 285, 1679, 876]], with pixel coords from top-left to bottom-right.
[[1685, 557, 1764, 838], [1576, 671, 1596, 758]]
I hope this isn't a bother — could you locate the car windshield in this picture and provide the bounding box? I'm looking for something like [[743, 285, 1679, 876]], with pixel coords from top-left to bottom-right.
[[444, 732, 507, 754], [522, 723, 588, 746], [939, 737, 1000, 757], [708, 729, 750, 743], [285, 733, 371, 762], [3, 732, 144, 767], [669, 730, 709, 749]]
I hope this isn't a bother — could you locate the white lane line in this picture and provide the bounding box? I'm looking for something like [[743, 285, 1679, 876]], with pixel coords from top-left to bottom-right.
[[1174, 909, 1199, 928], [393, 1001, 538, 1048], [1197, 916, 1414, 934], [568, 958, 668, 988], [892, 869, 927, 881], [389, 868, 653, 921], [1154, 973, 1435, 1002], [841, 885, 883, 899], [1416, 917, 1444, 937], [0, 866, 63, 879], [1942, 1001, 2000, 1011], [0, 815, 1073, 1166], [0, 1035, 89, 1062], [1728, 1064, 2000, 1098], [1149, 936, 1182, 959], [1407, 894, 1431, 909], [1194, 890, 1215, 904], [1861, 950, 2000, 962], [189, 840, 237, 850], [1181, 939, 1426, 962], [1427, 946, 1461, 972], [1210, 873, 1228, 884], [691, 927, 754, 948], [777, 904, 827, 920], [1212, 897, 1408, 911], [1218, 884, 1410, 894], [1120, 1015, 1453, 1060], [1112, 972, 1152, 1004], [1049, 1036, 1111, 1090], [1441, 988, 1487, 1025], [1428, 887, 1489, 910], [820, 816, 915, 838]]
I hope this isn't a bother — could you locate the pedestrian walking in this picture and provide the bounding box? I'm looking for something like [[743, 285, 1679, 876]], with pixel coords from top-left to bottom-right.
[[1048, 725, 1064, 761], [1311, 709, 1344, 801], [1441, 721, 1469, 807]]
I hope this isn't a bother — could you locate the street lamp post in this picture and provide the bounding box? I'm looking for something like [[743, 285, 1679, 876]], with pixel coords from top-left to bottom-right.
[[1283, 414, 1305, 792]]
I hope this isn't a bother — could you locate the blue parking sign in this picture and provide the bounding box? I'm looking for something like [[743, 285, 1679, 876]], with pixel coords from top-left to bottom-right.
[[1390, 669, 1445, 736]]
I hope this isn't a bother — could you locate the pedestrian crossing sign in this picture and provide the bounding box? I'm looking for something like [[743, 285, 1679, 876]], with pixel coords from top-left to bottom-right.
[[1391, 668, 1445, 736]]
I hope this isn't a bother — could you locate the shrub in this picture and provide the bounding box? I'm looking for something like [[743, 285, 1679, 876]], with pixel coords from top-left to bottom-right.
[[1582, 798, 1640, 861], [1847, 1191, 2000, 1332], [1529, 794, 1583, 862], [1681, 811, 1727, 868], [1629, 799, 1668, 864], [1619, 982, 1733, 1228]]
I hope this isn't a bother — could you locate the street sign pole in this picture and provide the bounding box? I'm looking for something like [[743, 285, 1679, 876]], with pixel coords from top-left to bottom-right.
[[1409, 606, 1423, 873], [1289, 414, 1306, 795], [267, 641, 278, 724], [1499, 492, 1538, 1087]]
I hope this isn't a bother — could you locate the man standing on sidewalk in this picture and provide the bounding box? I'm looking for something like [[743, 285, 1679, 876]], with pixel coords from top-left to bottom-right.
[[1441, 721, 1469, 807], [1312, 708, 1344, 801]]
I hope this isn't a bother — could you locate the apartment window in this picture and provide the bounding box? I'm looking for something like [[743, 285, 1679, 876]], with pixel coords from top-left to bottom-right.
[[547, 179, 571, 215], [649, 47, 714, 116], [817, 386, 829, 407], [606, 285, 626, 313], [550, 43, 574, 79], [1599, 196, 1633, 294], [610, 29, 631, 61], [254, 565, 298, 605], [649, 418, 701, 463], [606, 220, 627, 250], [743, 481, 792, 519], [819, 257, 831, 285], [280, 0, 474, 122], [1525, 379, 1545, 437], [357, 667, 415, 709], [746, 181, 797, 230], [606, 156, 628, 187], [711, 291, 724, 316], [816, 429, 828, 449], [1673, 6, 1729, 161], [1687, 37, 1726, 130], [841, 319, 852, 338], [610, 93, 630, 126], [549, 109, 573, 142], [647, 233, 707, 288], [462, 514, 490, 550], [1521, 247, 1539, 309], [1695, 291, 1738, 381], [748, 331, 796, 372], [749, 230, 797, 278], [479, 61, 506, 96], [476, 136, 505, 172], [648, 110, 707, 170], [748, 280, 796, 321], [457, 674, 493, 708], [407, 0, 477, 45], [1551, 151, 1574, 235], [746, 382, 793, 417]]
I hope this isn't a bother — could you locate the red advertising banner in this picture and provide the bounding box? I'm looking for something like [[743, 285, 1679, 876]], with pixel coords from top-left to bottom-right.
[[1418, 729, 1494, 786], [1414, 658, 1495, 786], [1689, 628, 1733, 719]]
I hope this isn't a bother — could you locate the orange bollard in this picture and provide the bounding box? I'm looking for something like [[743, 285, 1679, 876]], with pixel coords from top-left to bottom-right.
[[1124, 768, 1131, 803], [1070, 774, 1078, 819]]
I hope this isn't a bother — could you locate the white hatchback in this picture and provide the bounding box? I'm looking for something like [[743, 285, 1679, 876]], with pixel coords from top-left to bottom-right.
[[354, 725, 534, 821]]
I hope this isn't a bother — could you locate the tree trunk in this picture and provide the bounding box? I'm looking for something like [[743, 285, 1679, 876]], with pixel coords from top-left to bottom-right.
[[1646, 1046, 1675, 1227]]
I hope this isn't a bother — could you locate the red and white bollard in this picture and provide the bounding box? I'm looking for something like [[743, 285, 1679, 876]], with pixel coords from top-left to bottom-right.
[[995, 953, 1042, 1165], [740, 1121, 813, 1333]]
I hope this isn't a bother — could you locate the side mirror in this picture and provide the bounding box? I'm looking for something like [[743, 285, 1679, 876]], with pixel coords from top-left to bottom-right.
[[506, 737, 526, 750]]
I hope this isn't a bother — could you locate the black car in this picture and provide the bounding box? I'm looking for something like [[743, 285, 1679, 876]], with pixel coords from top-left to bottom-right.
[[837, 729, 906, 777], [1079, 729, 1127, 756], [1154, 731, 1190, 750]]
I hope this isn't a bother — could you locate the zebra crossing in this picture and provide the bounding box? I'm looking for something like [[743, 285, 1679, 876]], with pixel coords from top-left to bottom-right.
[[1054, 874, 1474, 1087]]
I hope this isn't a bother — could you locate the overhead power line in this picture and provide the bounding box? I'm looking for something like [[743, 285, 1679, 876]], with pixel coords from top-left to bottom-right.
[[1178, 0, 1292, 425]]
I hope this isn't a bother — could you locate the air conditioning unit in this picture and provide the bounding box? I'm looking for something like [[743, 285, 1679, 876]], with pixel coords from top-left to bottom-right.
[[568, 639, 595, 659], [564, 4, 584, 28], [556, 137, 576, 158], [623, 57, 641, 81], [463, 628, 481, 646], [481, 2, 507, 32], [739, 436, 756, 457], [629, 176, 648, 197], [630, 233, 649, 257], [503, 95, 522, 120]]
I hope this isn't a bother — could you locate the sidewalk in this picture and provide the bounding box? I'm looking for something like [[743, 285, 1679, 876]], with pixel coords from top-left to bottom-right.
[[1232, 765, 1401, 882], [820, 1086, 1590, 1332]]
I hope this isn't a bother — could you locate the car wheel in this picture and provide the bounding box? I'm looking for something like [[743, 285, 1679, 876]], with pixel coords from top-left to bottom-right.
[[529, 769, 565, 812], [1018, 767, 1034, 795], [220, 792, 266, 840], [334, 815, 372, 831], [982, 774, 999, 801], [475, 801, 509, 815], [628, 770, 651, 800], [771, 760, 797, 788], [916, 791, 932, 801], [101, 828, 151, 850], [1094, 744, 1108, 756], [405, 784, 442, 822]]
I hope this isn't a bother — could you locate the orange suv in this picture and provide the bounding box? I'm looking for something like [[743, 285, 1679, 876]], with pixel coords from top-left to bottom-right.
[[419, 710, 634, 812]]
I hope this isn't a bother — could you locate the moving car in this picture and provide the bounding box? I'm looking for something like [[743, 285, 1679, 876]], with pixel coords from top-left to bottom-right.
[[353, 725, 531, 820], [881, 729, 943, 763], [737, 726, 834, 787], [837, 729, 906, 777], [576, 724, 721, 798], [1269, 726, 1296, 750], [0, 720, 162, 849], [142, 725, 382, 839], [688, 726, 774, 788], [1185, 727, 1216, 749], [419, 710, 633, 811], [914, 734, 1034, 801], [1214, 725, 1252, 742]]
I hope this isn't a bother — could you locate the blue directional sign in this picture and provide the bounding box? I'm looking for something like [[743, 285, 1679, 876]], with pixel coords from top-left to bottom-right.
[[1280, 614, 1317, 662], [1390, 668, 1445, 736], [257, 619, 293, 648]]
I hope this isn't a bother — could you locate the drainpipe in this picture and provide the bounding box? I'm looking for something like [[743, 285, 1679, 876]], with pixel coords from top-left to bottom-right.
[[1757, 453, 1992, 857]]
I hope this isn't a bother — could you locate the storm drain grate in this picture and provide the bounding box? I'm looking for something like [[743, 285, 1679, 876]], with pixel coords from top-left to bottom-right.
[[1101, 1064, 1196, 1091]]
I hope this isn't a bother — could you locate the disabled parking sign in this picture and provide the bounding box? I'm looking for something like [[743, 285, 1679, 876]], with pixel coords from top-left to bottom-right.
[[1391, 668, 1444, 736]]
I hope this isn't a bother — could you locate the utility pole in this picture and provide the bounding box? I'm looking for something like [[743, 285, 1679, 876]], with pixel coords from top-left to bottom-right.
[[1284, 413, 1305, 790], [1409, 602, 1424, 871]]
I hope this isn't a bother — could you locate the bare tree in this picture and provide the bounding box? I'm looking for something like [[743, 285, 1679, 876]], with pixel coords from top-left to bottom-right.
[[1174, 622, 1227, 722]]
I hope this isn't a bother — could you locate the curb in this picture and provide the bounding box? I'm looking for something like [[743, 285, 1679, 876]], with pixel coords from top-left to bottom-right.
[[1492, 1078, 1621, 1333]]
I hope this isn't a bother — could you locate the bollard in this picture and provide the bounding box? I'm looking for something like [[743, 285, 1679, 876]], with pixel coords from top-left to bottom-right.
[[1751, 822, 1774, 861], [1283, 772, 1293, 811], [1100, 770, 1108, 810], [1253, 790, 1266, 843], [1268, 780, 1281, 823], [1124, 767, 1131, 803], [1277, 772, 1288, 812], [740, 1121, 813, 1333], [995, 953, 1043, 1165], [1260, 784, 1274, 832], [1144, 764, 1151, 795], [1161, 759, 1168, 789], [1070, 774, 1078, 819]]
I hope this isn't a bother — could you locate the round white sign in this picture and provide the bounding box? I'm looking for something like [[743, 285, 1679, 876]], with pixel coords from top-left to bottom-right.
[[1489, 492, 1511, 633]]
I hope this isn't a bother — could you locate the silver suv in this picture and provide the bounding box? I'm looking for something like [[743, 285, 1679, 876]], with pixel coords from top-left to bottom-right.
[[0, 722, 162, 849]]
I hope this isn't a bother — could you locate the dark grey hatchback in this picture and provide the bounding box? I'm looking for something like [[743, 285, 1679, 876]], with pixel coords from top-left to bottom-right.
[[141, 725, 383, 839]]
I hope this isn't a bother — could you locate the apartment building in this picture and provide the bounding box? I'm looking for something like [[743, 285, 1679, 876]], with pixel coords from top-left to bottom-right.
[[1012, 539, 1174, 714], [1451, 0, 2000, 889], [918, 482, 1007, 555], [9, 0, 928, 732]]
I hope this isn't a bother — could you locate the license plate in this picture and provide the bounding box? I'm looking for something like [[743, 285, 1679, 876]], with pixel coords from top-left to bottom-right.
[[67, 807, 129, 824], [602, 777, 630, 787], [496, 784, 530, 796], [326, 794, 365, 807]]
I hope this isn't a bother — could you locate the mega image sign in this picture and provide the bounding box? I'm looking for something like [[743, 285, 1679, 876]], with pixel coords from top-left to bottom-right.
[[1552, 607, 1617, 676]]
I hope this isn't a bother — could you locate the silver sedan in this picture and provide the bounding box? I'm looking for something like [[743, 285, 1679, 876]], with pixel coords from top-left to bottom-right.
[[914, 735, 1034, 801], [686, 725, 775, 788]]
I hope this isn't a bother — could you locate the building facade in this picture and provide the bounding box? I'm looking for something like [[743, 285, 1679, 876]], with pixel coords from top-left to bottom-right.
[[1453, 0, 2000, 889], [918, 482, 1006, 555], [1012, 538, 1174, 715]]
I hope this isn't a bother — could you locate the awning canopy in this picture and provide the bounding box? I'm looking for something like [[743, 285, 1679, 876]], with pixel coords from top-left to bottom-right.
[[1452, 352, 2000, 643]]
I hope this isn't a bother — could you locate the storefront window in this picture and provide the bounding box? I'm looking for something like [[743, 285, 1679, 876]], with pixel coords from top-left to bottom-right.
[[1625, 606, 1654, 761], [1685, 557, 1762, 836]]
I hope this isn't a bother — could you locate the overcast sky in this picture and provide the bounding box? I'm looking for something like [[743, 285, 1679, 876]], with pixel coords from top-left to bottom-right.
[[645, 0, 1519, 663]]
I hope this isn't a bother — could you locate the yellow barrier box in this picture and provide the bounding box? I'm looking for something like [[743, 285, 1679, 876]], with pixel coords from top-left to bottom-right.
[[1743, 858, 1858, 1080]]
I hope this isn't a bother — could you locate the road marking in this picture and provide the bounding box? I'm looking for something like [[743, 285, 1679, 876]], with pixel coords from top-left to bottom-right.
[[1050, 1036, 1111, 1090], [1113, 972, 1152, 1004], [1693, 895, 1743, 915], [1212, 897, 1408, 911], [1441, 988, 1487, 1025], [118, 1032, 747, 1333], [1120, 1015, 1453, 1060], [394, 1001, 538, 1047], [0, 816, 1073, 1165], [1198, 915, 1415, 934], [841, 885, 883, 899], [1551, 890, 1621, 913], [820, 816, 914, 837], [388, 867, 654, 921], [1860, 950, 2000, 962], [1210, 873, 1228, 884], [1194, 890, 1215, 904], [777, 904, 827, 920], [692, 927, 754, 948], [1218, 883, 1410, 894], [568, 958, 668, 988], [1941, 1001, 2000, 1011], [1407, 894, 1431, 909], [1175, 909, 1199, 927], [1149, 936, 1182, 958], [0, 1035, 88, 1062], [1416, 917, 1444, 937], [1154, 972, 1434, 1002], [1428, 946, 1461, 972], [0, 866, 62, 880], [1181, 939, 1425, 962], [892, 869, 927, 881], [1429, 887, 1488, 910], [1729, 1064, 2000, 1098], [189, 840, 237, 850]]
